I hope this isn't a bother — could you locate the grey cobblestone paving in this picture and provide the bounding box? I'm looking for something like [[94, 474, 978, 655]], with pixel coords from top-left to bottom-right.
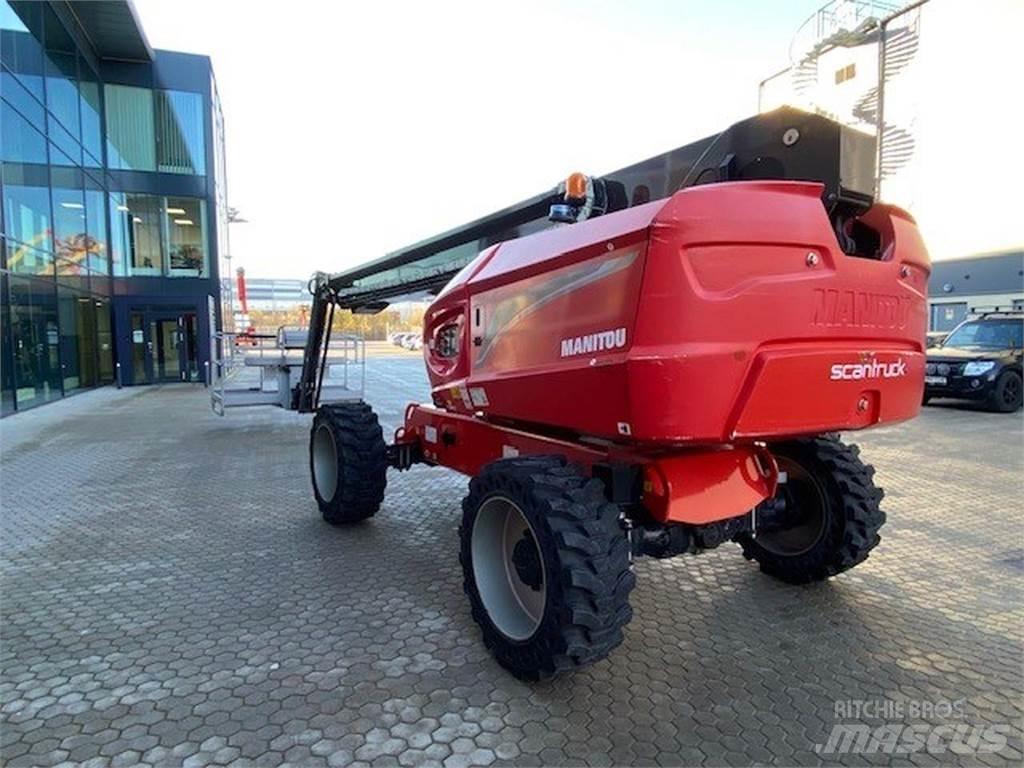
[[1, 357, 1021, 767]]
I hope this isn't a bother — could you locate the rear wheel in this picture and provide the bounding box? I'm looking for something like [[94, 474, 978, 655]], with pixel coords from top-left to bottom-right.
[[460, 456, 635, 680], [310, 403, 387, 524], [988, 371, 1022, 413], [738, 437, 885, 584]]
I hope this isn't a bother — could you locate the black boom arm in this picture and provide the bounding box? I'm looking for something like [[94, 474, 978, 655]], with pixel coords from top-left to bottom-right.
[[295, 272, 337, 413]]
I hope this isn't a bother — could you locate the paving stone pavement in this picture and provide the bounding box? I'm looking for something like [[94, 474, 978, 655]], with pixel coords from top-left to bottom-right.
[[1, 356, 1022, 767]]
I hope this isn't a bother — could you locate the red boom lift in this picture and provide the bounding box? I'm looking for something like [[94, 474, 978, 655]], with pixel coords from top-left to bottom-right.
[[295, 108, 929, 679]]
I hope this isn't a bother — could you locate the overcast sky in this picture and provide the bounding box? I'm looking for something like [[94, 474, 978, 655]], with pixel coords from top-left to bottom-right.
[[132, 0, 825, 279]]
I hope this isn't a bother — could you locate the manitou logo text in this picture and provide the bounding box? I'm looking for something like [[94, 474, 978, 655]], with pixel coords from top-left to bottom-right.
[[560, 328, 627, 357], [813, 289, 909, 329], [830, 358, 908, 380]]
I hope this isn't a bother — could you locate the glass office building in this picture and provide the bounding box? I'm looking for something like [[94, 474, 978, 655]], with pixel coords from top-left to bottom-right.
[[0, 0, 226, 415]]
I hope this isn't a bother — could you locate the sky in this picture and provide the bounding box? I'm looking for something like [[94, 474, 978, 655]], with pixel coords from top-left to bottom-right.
[[132, 0, 827, 280]]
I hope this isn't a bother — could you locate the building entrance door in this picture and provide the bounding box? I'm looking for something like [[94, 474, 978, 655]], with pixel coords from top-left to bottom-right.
[[129, 310, 199, 384], [152, 317, 181, 381]]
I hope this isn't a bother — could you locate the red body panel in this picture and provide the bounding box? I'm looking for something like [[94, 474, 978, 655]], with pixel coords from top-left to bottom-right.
[[399, 404, 778, 525], [423, 181, 929, 444]]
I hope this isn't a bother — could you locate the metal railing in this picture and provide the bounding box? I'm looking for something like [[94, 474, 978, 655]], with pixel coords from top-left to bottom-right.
[[790, 0, 900, 62], [210, 330, 364, 416]]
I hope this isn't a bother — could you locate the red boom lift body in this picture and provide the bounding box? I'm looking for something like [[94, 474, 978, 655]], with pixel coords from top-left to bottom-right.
[[298, 108, 930, 679], [403, 179, 926, 526]]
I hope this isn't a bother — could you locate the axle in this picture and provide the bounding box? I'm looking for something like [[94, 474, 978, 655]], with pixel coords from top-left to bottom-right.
[[629, 496, 789, 559]]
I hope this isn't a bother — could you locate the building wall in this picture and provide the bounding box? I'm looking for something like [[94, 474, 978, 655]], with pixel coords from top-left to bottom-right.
[[241, 278, 310, 311], [0, 0, 223, 415], [927, 251, 1024, 331]]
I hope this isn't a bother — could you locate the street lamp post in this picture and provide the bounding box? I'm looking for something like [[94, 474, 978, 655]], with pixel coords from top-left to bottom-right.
[[224, 207, 248, 333]]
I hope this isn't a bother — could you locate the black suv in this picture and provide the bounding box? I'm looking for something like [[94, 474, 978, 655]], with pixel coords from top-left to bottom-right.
[[924, 310, 1023, 412]]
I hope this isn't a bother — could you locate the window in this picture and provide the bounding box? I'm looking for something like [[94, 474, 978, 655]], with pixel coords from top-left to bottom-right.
[[84, 186, 108, 275], [44, 52, 78, 139], [109, 192, 127, 276], [104, 85, 207, 175], [8, 275, 62, 408], [109, 192, 163, 275], [944, 320, 1023, 349], [51, 165, 88, 277], [166, 197, 207, 275], [0, 0, 45, 106], [156, 90, 205, 175], [42, 5, 80, 143], [2, 67, 45, 130], [1, 100, 47, 163], [2, 162, 52, 274], [125, 194, 163, 275], [107, 193, 208, 277], [79, 61, 102, 167], [834, 63, 856, 84], [105, 85, 156, 171]]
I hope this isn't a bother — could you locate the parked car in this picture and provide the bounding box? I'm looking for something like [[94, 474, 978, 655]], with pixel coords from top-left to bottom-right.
[[926, 330, 948, 348], [392, 332, 414, 347], [924, 309, 1023, 412]]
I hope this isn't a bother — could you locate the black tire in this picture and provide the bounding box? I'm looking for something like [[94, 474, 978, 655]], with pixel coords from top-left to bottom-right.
[[988, 371, 1023, 413], [921, 393, 931, 406], [459, 456, 635, 680], [737, 437, 885, 584], [309, 403, 387, 524]]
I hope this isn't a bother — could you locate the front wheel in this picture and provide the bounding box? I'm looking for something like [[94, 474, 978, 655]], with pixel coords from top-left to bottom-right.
[[460, 456, 635, 680], [310, 403, 387, 524], [988, 371, 1023, 413], [737, 437, 885, 584]]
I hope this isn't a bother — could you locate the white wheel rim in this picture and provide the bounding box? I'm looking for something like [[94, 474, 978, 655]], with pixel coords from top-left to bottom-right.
[[471, 496, 546, 640], [312, 424, 338, 501]]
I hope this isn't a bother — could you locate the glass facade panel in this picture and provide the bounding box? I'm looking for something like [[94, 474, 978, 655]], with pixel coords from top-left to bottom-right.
[[8, 275, 62, 408], [166, 196, 207, 275], [47, 118, 81, 165], [51, 164, 90, 278], [2, 162, 52, 273], [109, 192, 163, 275], [2, 66, 45, 128], [84, 185, 108, 275], [44, 53, 78, 139], [96, 298, 113, 384], [156, 90, 205, 175], [1, 272, 13, 416], [105, 84, 155, 171], [57, 285, 80, 391], [1, 99, 47, 163], [4, 240, 51, 277], [109, 191, 128, 277], [0, 0, 45, 104], [42, 5, 80, 142], [79, 60, 102, 167], [57, 286, 97, 392]]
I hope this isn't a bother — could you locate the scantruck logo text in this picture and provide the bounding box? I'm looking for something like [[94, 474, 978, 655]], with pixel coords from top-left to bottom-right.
[[560, 328, 627, 358], [830, 358, 908, 380]]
